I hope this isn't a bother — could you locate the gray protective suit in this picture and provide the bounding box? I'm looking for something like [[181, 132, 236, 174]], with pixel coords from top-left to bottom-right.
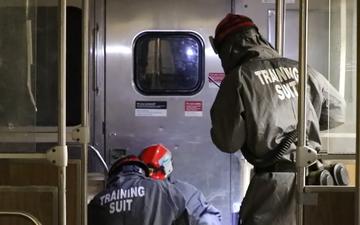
[[169, 177, 222, 225], [88, 165, 187, 225], [210, 28, 346, 225]]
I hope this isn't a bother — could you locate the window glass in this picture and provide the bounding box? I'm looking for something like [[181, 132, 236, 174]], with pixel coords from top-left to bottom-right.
[[134, 32, 204, 95], [268, 1, 357, 155]]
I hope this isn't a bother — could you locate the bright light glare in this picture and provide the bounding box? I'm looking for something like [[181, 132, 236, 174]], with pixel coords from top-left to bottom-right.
[[186, 48, 194, 56], [106, 45, 132, 54]]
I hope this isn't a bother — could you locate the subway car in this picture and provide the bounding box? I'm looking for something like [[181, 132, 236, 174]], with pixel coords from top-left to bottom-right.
[[0, 0, 359, 225]]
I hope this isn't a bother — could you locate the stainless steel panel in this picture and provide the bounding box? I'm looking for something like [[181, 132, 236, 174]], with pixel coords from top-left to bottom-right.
[[105, 0, 241, 224], [89, 0, 106, 172]]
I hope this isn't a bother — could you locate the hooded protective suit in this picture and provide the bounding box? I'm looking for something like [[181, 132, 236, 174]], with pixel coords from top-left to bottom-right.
[[88, 164, 187, 225], [210, 14, 346, 225]]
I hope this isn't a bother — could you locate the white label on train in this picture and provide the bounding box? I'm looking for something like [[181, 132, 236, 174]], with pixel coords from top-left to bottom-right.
[[135, 101, 167, 117], [184, 101, 203, 117]]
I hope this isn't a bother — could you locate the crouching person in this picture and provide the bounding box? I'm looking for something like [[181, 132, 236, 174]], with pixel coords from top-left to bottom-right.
[[88, 155, 187, 225], [139, 144, 222, 225]]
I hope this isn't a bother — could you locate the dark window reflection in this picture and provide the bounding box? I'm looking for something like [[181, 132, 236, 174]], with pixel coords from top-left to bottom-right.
[[0, 6, 81, 127], [134, 32, 204, 95]]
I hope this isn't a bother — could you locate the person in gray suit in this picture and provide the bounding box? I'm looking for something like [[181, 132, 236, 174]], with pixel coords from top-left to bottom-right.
[[209, 13, 346, 225], [88, 155, 188, 225], [139, 144, 222, 225]]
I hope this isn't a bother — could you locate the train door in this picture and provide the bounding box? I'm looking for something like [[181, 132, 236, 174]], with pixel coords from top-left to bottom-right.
[[98, 0, 246, 224]]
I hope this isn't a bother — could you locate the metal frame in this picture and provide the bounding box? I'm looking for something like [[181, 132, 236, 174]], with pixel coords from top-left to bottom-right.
[[275, 0, 285, 55], [0, 1, 89, 225], [81, 0, 90, 224], [356, 0, 360, 224], [56, 2, 68, 225], [0, 126, 93, 144], [0, 186, 58, 225], [293, 0, 359, 225], [0, 1, 69, 225], [296, 0, 309, 223], [0, 128, 78, 143], [0, 211, 42, 225]]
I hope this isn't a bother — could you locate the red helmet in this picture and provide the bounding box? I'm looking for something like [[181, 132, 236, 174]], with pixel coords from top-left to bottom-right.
[[210, 14, 257, 53], [139, 144, 173, 180], [108, 155, 149, 177], [215, 14, 257, 44]]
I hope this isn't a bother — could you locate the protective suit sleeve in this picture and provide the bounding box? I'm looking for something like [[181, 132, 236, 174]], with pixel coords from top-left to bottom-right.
[[172, 179, 222, 225], [167, 181, 188, 219], [309, 68, 346, 130], [88, 198, 107, 225], [210, 69, 246, 153]]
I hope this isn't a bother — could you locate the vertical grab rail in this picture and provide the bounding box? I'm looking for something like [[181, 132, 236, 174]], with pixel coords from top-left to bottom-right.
[[296, 0, 309, 225], [81, 0, 90, 224], [275, 0, 285, 56], [355, 0, 360, 224], [58, 1, 68, 225]]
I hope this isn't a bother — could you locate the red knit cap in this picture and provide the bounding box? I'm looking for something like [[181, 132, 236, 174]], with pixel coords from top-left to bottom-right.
[[215, 14, 257, 45]]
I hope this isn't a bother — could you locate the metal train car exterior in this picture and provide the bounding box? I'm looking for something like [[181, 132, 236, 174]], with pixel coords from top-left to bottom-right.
[[0, 0, 359, 225], [97, 1, 247, 224]]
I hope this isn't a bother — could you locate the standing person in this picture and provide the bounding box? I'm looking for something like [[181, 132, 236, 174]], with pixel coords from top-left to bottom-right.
[[139, 144, 222, 225], [209, 14, 346, 225], [88, 155, 188, 225]]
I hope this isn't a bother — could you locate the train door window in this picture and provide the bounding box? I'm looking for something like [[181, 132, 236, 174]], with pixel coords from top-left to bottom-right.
[[134, 32, 204, 95]]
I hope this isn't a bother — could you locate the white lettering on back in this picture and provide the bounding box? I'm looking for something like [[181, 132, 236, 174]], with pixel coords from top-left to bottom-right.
[[254, 66, 299, 100], [99, 186, 146, 214]]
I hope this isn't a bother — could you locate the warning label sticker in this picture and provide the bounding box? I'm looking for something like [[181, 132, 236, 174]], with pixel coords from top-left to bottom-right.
[[208, 73, 225, 88], [135, 101, 167, 117], [184, 101, 203, 117]]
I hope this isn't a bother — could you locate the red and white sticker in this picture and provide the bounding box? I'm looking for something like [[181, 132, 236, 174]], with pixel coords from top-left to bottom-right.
[[184, 101, 203, 117], [208, 72, 225, 88]]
